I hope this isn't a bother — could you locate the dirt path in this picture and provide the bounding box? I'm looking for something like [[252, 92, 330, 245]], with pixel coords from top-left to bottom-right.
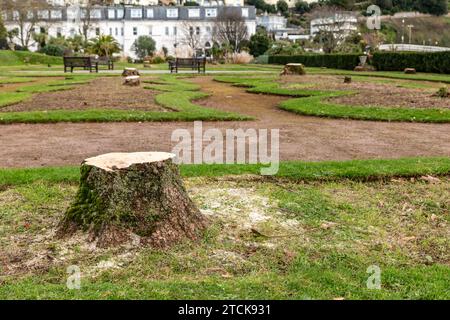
[[1, 77, 450, 168]]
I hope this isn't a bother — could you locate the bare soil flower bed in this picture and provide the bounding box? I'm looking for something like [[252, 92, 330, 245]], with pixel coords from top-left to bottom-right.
[[1, 77, 168, 112], [280, 75, 450, 109]]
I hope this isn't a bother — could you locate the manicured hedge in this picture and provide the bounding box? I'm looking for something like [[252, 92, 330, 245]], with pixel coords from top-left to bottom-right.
[[372, 51, 450, 74], [268, 54, 361, 70]]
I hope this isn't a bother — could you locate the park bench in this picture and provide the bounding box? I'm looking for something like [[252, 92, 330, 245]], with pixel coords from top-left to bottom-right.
[[95, 56, 114, 70], [169, 57, 206, 74], [64, 56, 99, 73]]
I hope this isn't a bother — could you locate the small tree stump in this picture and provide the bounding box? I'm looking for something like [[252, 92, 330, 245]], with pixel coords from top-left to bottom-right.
[[404, 68, 417, 74], [124, 75, 141, 86], [280, 63, 306, 76], [58, 152, 207, 248], [344, 76, 352, 84], [122, 68, 140, 77]]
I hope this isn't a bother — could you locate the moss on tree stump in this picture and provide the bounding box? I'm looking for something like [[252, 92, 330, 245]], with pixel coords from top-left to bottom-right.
[[58, 152, 207, 248]]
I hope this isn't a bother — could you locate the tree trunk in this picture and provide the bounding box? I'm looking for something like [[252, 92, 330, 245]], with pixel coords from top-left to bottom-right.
[[58, 152, 207, 248]]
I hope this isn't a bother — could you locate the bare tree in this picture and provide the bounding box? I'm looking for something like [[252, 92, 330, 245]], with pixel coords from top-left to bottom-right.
[[77, 1, 103, 43], [180, 21, 201, 54], [214, 8, 248, 53], [0, 0, 49, 49], [309, 6, 357, 53]]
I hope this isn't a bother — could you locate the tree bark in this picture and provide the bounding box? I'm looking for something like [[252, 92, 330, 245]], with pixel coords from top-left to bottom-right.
[[58, 152, 207, 248]]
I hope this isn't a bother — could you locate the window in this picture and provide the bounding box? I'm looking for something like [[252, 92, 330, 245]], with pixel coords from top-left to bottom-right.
[[109, 27, 113, 35], [117, 9, 124, 19], [108, 9, 115, 19], [242, 8, 249, 18], [115, 27, 119, 36], [196, 27, 200, 36], [166, 8, 178, 18], [173, 26, 177, 36], [146, 9, 154, 18], [121, 28, 124, 36], [57, 27, 62, 37], [12, 11, 19, 21], [27, 11, 34, 20], [133, 27, 138, 36], [206, 26, 211, 33], [205, 8, 217, 18], [148, 26, 153, 35], [165, 27, 169, 36], [40, 27, 46, 34], [95, 28, 100, 36], [90, 9, 102, 19], [38, 10, 49, 19], [50, 10, 62, 19], [188, 9, 200, 18], [131, 9, 142, 19]]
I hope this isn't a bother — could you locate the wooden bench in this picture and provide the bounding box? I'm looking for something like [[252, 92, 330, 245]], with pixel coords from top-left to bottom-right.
[[95, 56, 114, 70], [64, 57, 98, 73], [169, 57, 206, 74]]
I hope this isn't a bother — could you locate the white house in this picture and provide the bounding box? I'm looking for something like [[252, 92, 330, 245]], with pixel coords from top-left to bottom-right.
[[264, 0, 317, 8], [47, 0, 245, 7], [256, 13, 286, 32], [310, 12, 358, 38], [3, 5, 257, 58]]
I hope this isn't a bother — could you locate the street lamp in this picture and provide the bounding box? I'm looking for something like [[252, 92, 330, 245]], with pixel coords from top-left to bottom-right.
[[401, 19, 405, 44], [407, 24, 414, 44]]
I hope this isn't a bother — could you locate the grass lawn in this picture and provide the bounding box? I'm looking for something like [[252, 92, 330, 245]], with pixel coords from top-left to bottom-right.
[[0, 157, 449, 299], [214, 75, 450, 123]]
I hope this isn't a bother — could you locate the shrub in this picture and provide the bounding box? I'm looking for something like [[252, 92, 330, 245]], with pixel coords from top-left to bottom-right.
[[249, 28, 271, 57], [40, 45, 65, 57], [151, 56, 165, 64], [228, 51, 254, 64], [132, 36, 156, 60], [372, 51, 450, 74], [268, 54, 361, 70]]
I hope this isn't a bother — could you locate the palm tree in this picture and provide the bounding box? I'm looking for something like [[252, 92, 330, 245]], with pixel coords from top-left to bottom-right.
[[67, 35, 86, 53], [87, 35, 121, 58]]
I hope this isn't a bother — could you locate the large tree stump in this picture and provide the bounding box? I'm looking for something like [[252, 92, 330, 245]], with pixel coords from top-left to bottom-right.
[[58, 152, 207, 248], [124, 75, 141, 86], [122, 68, 140, 77], [280, 63, 306, 76]]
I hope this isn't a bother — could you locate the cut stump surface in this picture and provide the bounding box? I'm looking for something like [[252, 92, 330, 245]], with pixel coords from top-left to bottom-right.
[[58, 152, 207, 248]]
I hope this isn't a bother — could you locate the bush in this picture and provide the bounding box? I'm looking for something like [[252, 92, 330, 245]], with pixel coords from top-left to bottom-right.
[[151, 56, 165, 64], [268, 54, 361, 70], [228, 51, 254, 64], [40, 45, 65, 57], [372, 51, 450, 74], [132, 36, 156, 60]]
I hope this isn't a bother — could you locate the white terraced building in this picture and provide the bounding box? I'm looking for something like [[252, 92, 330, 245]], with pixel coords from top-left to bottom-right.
[[48, 0, 245, 6], [2, 5, 256, 58]]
